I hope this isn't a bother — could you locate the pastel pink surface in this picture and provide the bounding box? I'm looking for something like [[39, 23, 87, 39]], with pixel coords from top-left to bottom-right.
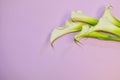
[[0, 0, 120, 80]]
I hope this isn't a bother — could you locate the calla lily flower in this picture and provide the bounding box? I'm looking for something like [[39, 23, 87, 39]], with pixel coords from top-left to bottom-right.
[[74, 24, 120, 42], [50, 21, 85, 45], [50, 4, 120, 46], [71, 11, 98, 25], [74, 4, 120, 42]]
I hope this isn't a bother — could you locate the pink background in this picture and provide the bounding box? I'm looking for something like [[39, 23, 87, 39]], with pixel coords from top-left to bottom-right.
[[1, 0, 120, 80]]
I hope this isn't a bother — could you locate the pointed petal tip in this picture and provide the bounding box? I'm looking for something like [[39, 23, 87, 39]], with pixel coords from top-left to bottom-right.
[[106, 3, 112, 9]]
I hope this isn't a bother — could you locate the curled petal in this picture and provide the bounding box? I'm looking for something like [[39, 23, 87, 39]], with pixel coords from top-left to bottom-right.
[[50, 21, 85, 45]]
